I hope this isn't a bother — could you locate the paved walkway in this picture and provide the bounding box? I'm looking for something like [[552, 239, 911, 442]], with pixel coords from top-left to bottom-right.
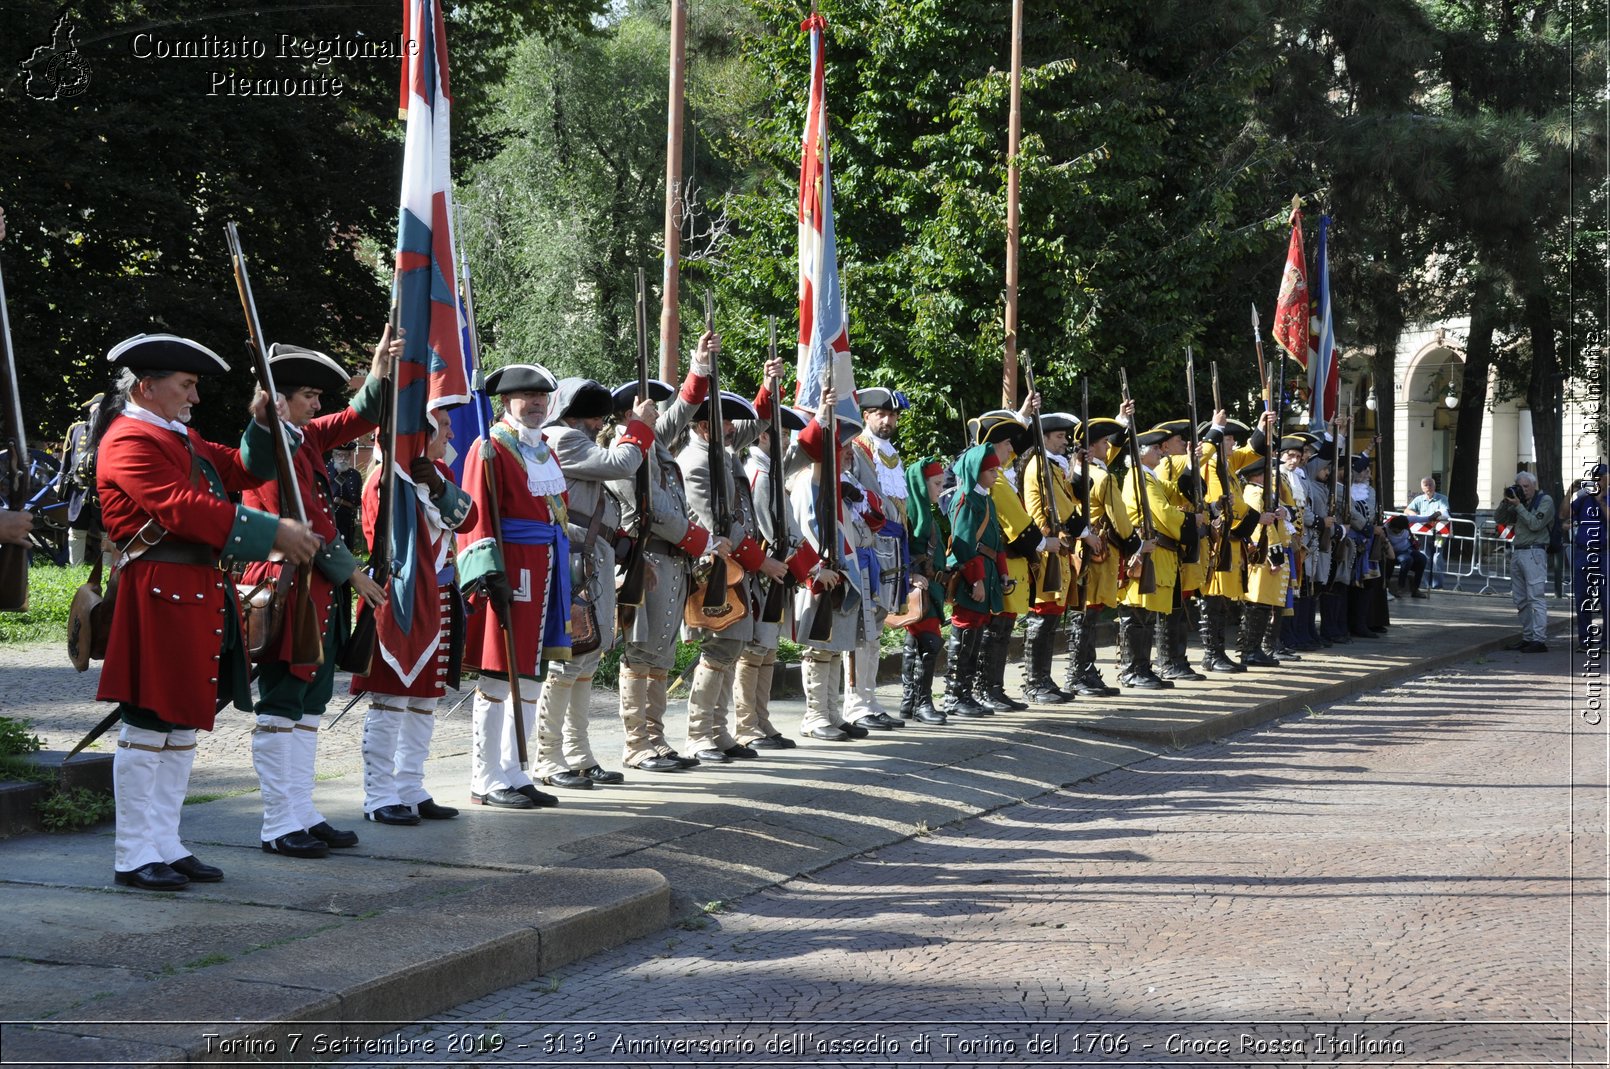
[[0, 591, 1597, 1066], [367, 643, 1604, 1066]]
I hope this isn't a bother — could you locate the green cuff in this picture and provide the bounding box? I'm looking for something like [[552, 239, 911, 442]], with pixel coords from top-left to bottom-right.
[[239, 419, 292, 481], [457, 537, 505, 588], [434, 482, 473, 530], [222, 504, 281, 563], [315, 537, 362, 585], [350, 374, 387, 424]]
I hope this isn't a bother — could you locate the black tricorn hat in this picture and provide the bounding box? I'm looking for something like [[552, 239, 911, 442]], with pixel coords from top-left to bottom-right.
[[775, 406, 810, 433], [610, 378, 677, 412], [1081, 416, 1127, 448], [1202, 418, 1251, 440], [1136, 422, 1184, 447], [268, 344, 350, 394], [972, 410, 1030, 450], [693, 391, 760, 424], [107, 334, 229, 376], [551, 377, 614, 422], [1278, 435, 1310, 453], [1239, 456, 1269, 478], [855, 386, 910, 412], [1040, 412, 1079, 435], [485, 363, 558, 396], [1351, 453, 1373, 473]]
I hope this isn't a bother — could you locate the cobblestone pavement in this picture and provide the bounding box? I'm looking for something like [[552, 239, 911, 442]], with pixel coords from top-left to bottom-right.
[[344, 647, 1604, 1067]]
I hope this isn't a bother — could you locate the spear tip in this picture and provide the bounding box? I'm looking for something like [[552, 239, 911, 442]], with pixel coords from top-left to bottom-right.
[[1250, 302, 1260, 329]]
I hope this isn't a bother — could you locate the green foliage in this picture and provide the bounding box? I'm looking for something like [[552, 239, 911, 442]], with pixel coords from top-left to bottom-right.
[[0, 716, 48, 784], [0, 563, 90, 645], [37, 787, 116, 832]]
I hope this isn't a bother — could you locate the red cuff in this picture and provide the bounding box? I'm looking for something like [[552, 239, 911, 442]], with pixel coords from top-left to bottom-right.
[[786, 541, 819, 583], [753, 384, 774, 421], [619, 418, 655, 453], [679, 372, 709, 406], [675, 524, 711, 557], [733, 535, 766, 572], [962, 557, 985, 584], [995, 553, 1010, 577], [797, 419, 825, 462]]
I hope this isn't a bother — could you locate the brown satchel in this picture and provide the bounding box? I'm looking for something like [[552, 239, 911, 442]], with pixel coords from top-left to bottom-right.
[[67, 552, 113, 672], [568, 505, 608, 657], [239, 566, 291, 661]]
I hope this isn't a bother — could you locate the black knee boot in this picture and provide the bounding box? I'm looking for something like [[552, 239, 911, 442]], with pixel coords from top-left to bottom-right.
[[1199, 596, 1242, 673], [1121, 608, 1169, 689], [1160, 606, 1206, 680], [898, 634, 921, 719], [913, 631, 945, 724], [1023, 614, 1071, 704], [977, 617, 1027, 711], [1241, 605, 1280, 667], [943, 625, 990, 716], [1065, 608, 1115, 696]]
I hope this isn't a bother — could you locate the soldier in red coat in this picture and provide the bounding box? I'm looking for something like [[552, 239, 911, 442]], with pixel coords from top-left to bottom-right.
[[458, 364, 571, 810], [95, 334, 319, 890], [350, 416, 475, 825], [241, 338, 392, 859]]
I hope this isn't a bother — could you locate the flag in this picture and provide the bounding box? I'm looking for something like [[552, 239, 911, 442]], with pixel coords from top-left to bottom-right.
[[380, 0, 470, 686], [793, 13, 857, 418], [447, 275, 494, 485], [1272, 203, 1309, 369], [1309, 215, 1341, 431]]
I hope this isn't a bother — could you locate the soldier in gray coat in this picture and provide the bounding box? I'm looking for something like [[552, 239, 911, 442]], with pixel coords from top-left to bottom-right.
[[530, 378, 656, 789], [607, 336, 727, 772]]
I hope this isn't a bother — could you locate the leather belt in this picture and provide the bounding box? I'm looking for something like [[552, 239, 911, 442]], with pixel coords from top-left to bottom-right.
[[1151, 533, 1181, 554], [644, 537, 679, 557], [138, 540, 221, 567]]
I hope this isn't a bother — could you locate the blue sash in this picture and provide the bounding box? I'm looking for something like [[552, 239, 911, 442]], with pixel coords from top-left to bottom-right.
[[501, 517, 573, 656]]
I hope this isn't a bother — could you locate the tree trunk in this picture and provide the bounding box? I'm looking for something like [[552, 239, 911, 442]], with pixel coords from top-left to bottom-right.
[[1523, 287, 1564, 504], [1448, 288, 1500, 514]]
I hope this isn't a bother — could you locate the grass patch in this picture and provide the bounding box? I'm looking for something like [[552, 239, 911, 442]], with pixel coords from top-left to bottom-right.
[[1, 714, 113, 830], [0, 563, 91, 645], [0, 717, 49, 783], [38, 787, 115, 831]]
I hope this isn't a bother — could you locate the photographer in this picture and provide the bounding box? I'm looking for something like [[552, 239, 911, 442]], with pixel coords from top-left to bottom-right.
[[1495, 471, 1553, 653]]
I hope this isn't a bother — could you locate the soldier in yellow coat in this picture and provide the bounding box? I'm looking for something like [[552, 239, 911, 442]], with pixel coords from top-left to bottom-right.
[[1117, 424, 1192, 689], [1197, 413, 1259, 672], [1063, 414, 1136, 697], [1238, 455, 1291, 667], [1154, 419, 1209, 682], [971, 409, 1037, 711], [1020, 412, 1082, 704]]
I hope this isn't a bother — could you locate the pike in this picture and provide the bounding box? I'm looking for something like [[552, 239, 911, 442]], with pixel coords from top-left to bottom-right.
[[1182, 346, 1202, 565], [343, 298, 401, 682], [806, 353, 841, 643], [615, 267, 652, 631], [1021, 353, 1062, 594], [1210, 361, 1233, 573], [225, 222, 324, 667], [0, 242, 27, 611], [758, 315, 791, 624], [1076, 377, 1091, 608], [1117, 368, 1157, 595]]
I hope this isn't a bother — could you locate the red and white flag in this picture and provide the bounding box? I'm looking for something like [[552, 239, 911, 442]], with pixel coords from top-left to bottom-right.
[[1272, 203, 1310, 370]]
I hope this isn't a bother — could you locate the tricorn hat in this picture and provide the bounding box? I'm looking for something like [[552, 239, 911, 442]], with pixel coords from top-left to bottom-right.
[[549, 377, 614, 423], [1136, 422, 1184, 447], [855, 386, 910, 413], [610, 378, 677, 412], [775, 406, 810, 433], [485, 363, 558, 396], [268, 344, 350, 394], [1278, 435, 1310, 453], [1201, 418, 1251, 440], [107, 334, 229, 376], [1040, 412, 1079, 435], [1351, 453, 1373, 473], [1239, 456, 1269, 478], [1081, 416, 1126, 448], [692, 391, 760, 424], [971, 410, 1030, 451]]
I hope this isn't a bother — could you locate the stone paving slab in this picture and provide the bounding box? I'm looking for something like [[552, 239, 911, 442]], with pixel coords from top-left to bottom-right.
[[0, 590, 1572, 1066]]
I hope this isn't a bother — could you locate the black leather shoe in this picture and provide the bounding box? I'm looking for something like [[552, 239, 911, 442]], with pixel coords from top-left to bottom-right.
[[1202, 654, 1243, 674], [854, 714, 895, 732], [871, 712, 906, 728], [307, 821, 358, 848], [416, 798, 459, 820], [1503, 636, 1529, 650], [515, 784, 560, 808], [114, 862, 189, 890], [915, 708, 948, 725], [471, 788, 535, 809], [668, 751, 702, 769], [365, 804, 422, 826], [949, 703, 991, 718], [1125, 674, 1169, 690], [262, 831, 330, 858], [542, 770, 594, 790], [582, 765, 626, 784], [1159, 663, 1207, 681], [747, 736, 789, 750], [1024, 684, 1071, 705], [694, 748, 731, 763], [1274, 647, 1303, 661], [1243, 651, 1282, 667], [767, 734, 797, 749], [803, 726, 850, 741], [1520, 641, 1549, 653], [722, 744, 759, 759], [633, 755, 684, 772], [168, 855, 223, 882], [840, 721, 869, 739]]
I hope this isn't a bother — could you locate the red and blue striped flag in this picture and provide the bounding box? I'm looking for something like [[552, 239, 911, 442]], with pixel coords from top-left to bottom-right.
[[380, 0, 469, 685], [1309, 215, 1341, 430], [793, 13, 856, 416]]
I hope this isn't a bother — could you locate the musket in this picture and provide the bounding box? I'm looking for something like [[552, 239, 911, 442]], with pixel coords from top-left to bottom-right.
[[1209, 360, 1233, 572], [0, 246, 28, 611], [685, 290, 744, 627], [1021, 353, 1062, 594], [345, 299, 401, 681], [1181, 346, 1202, 566], [1117, 368, 1157, 595], [759, 315, 790, 623], [225, 222, 323, 666], [1076, 377, 1091, 608], [616, 267, 652, 629]]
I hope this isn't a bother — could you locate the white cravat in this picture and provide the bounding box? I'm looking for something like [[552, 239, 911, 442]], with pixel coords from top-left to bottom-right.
[[508, 418, 566, 498], [123, 400, 189, 437], [868, 434, 907, 502]]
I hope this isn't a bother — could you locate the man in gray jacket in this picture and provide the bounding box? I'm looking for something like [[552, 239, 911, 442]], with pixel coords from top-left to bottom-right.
[[531, 379, 656, 788], [1496, 470, 1554, 653]]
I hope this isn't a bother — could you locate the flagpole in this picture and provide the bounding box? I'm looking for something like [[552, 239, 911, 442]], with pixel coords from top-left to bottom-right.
[[1001, 0, 1024, 408], [657, 0, 688, 382]]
